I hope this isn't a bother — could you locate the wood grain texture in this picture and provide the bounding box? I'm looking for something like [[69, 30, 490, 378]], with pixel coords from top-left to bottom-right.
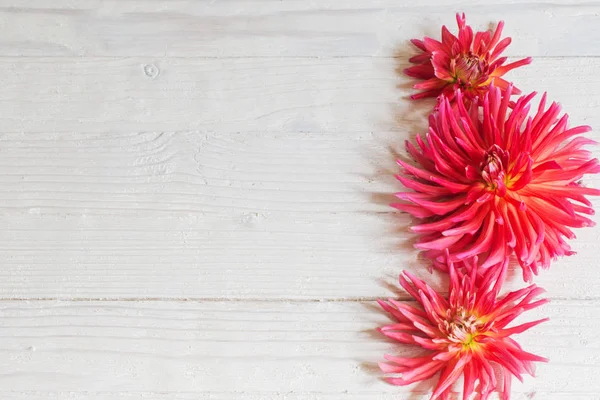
[[1, 57, 600, 133], [0, 1, 598, 57], [0, 301, 598, 398]]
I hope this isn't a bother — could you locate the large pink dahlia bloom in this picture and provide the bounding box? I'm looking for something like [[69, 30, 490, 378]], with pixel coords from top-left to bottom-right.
[[393, 85, 600, 281], [406, 13, 531, 101], [378, 262, 548, 399]]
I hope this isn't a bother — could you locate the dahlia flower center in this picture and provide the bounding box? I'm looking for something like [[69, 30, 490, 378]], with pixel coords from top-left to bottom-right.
[[443, 308, 483, 349], [480, 147, 509, 196], [452, 53, 487, 87]]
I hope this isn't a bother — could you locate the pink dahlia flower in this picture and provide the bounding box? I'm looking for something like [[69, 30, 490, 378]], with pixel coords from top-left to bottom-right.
[[393, 85, 600, 281], [378, 262, 548, 400], [405, 13, 531, 101]]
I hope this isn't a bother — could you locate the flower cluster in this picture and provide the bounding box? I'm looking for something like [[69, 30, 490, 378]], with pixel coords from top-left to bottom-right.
[[378, 14, 599, 399]]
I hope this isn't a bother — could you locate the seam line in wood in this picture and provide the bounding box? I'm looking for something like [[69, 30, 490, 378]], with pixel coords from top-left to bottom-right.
[[0, 297, 598, 302]]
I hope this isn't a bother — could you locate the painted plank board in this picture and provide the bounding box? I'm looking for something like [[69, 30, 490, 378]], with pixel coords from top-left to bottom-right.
[[0, 130, 407, 214], [0, 1, 597, 57], [0, 301, 598, 398], [0, 57, 598, 134], [0, 210, 599, 301]]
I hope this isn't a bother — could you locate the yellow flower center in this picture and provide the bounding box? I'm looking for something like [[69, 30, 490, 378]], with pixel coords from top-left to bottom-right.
[[443, 307, 484, 351]]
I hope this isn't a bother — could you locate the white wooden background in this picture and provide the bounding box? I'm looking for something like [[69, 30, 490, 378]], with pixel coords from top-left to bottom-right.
[[1, 1, 599, 399]]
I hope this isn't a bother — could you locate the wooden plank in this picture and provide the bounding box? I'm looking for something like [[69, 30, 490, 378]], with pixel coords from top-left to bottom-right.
[[0, 1, 597, 57], [0, 57, 599, 133], [2, 56, 405, 133], [0, 130, 402, 214], [0, 212, 410, 300], [0, 131, 598, 300], [0, 301, 598, 398], [0, 211, 599, 300], [0, 56, 399, 133]]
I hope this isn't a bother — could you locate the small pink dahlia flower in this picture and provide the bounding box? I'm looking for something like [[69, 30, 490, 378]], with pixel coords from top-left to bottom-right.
[[393, 85, 600, 281], [405, 13, 531, 101], [378, 262, 548, 400]]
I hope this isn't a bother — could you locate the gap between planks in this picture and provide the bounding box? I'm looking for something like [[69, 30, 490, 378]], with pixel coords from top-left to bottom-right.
[[2, 296, 600, 302], [0, 55, 596, 60]]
